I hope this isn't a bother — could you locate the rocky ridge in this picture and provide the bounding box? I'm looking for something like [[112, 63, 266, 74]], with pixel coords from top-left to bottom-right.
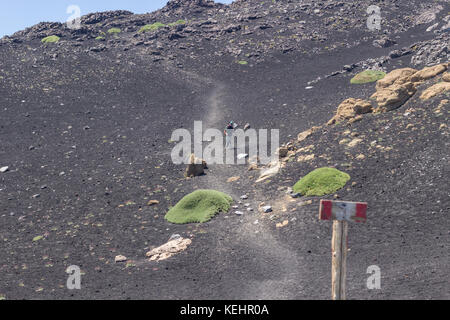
[[1, 0, 449, 69]]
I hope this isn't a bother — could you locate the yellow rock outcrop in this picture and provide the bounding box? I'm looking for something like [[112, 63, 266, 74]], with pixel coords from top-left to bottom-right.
[[420, 82, 450, 100], [327, 98, 373, 125], [375, 68, 417, 90], [442, 72, 450, 82], [371, 82, 417, 112], [410, 63, 447, 82], [371, 63, 449, 111]]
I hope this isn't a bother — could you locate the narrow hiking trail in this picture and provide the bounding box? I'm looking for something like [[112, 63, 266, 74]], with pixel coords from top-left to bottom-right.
[[201, 83, 239, 199], [199, 82, 307, 299]]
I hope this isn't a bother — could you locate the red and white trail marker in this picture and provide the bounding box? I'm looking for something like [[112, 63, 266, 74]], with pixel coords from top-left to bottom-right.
[[319, 199, 368, 300], [319, 200, 368, 223]]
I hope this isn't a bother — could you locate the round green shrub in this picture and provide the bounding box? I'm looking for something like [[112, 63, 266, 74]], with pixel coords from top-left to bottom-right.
[[138, 22, 165, 33], [350, 70, 386, 84], [41, 35, 60, 43], [107, 28, 121, 34], [293, 167, 350, 196], [165, 190, 233, 224]]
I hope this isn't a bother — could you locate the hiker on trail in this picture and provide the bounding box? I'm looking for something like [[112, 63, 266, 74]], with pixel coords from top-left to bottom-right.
[[224, 121, 235, 149]]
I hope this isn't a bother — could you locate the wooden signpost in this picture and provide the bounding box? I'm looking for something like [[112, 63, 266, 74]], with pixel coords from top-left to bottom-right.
[[319, 199, 368, 300]]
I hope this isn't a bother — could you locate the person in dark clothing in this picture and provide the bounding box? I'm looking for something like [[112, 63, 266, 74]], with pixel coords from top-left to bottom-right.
[[224, 121, 235, 149]]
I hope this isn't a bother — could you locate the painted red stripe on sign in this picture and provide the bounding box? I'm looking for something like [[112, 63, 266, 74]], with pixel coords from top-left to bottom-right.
[[320, 200, 333, 220], [355, 203, 367, 222]]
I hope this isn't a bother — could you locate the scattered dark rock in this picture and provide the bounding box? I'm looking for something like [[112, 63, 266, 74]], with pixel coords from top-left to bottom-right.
[[89, 46, 106, 52], [373, 37, 397, 48], [224, 24, 241, 33], [389, 49, 412, 59], [81, 10, 133, 25], [168, 32, 185, 41]]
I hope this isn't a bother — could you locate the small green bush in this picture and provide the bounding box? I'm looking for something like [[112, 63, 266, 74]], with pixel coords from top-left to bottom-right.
[[350, 70, 386, 84], [41, 35, 60, 43], [107, 28, 121, 34], [293, 167, 350, 196], [168, 19, 186, 27], [165, 190, 233, 224], [138, 22, 166, 33], [32, 235, 43, 242], [238, 60, 248, 65]]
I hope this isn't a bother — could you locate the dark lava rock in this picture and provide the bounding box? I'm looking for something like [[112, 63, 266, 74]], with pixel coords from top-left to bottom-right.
[[162, 0, 221, 14], [81, 10, 133, 25], [373, 37, 397, 48], [89, 45, 106, 52], [168, 32, 185, 40], [223, 24, 241, 33], [389, 49, 412, 59]]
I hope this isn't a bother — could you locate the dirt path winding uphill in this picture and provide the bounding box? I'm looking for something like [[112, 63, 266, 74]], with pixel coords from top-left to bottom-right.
[[194, 81, 308, 299], [201, 83, 238, 198]]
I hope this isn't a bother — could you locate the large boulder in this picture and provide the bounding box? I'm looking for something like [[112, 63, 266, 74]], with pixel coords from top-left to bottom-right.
[[327, 98, 373, 125], [442, 72, 450, 82], [185, 153, 207, 177]]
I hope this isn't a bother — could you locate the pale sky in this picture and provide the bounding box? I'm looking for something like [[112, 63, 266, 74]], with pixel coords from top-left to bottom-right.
[[0, 0, 234, 38]]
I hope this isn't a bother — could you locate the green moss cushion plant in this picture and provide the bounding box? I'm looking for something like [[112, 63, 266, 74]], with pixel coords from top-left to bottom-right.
[[107, 28, 121, 34], [165, 190, 233, 224], [350, 70, 386, 84], [41, 35, 60, 43], [293, 167, 350, 196], [168, 19, 186, 27], [138, 22, 166, 33]]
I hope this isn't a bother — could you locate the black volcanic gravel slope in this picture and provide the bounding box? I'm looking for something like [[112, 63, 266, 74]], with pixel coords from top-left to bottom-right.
[[262, 79, 450, 299], [0, 0, 449, 300]]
